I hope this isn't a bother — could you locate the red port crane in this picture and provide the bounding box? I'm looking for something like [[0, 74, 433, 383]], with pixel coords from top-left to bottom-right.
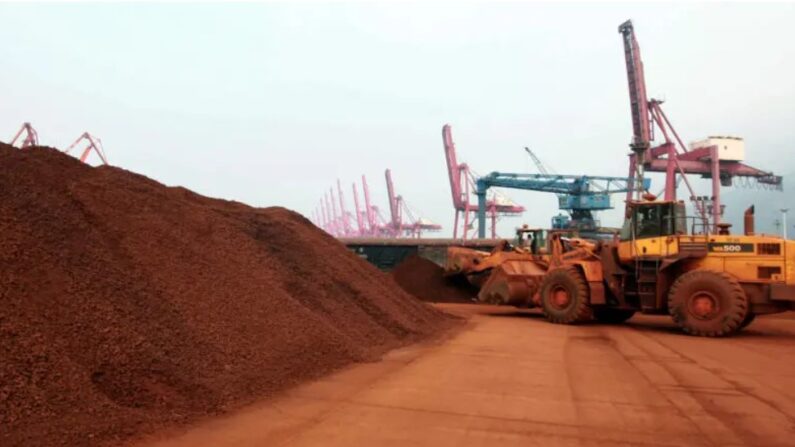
[[326, 190, 340, 236], [385, 168, 403, 237], [10, 122, 39, 148], [384, 169, 442, 238], [619, 20, 781, 230], [336, 179, 354, 236], [361, 174, 393, 237], [351, 182, 366, 236], [316, 172, 439, 238], [65, 132, 109, 165], [362, 175, 377, 235], [442, 124, 525, 240]]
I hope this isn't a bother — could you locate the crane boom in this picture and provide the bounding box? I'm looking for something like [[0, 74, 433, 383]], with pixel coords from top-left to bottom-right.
[[328, 189, 339, 236], [442, 124, 465, 208], [618, 20, 652, 153], [361, 175, 376, 235], [351, 182, 364, 236], [474, 172, 649, 238], [10, 122, 39, 148], [65, 132, 109, 165], [618, 19, 781, 229], [524, 147, 551, 176], [384, 169, 401, 235], [336, 179, 351, 235]]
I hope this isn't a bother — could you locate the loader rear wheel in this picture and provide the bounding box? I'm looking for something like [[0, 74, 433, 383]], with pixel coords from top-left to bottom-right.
[[668, 270, 748, 337], [593, 308, 636, 324], [540, 266, 592, 324]]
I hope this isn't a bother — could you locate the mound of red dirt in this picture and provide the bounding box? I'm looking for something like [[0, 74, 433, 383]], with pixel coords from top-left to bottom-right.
[[392, 254, 477, 303], [0, 144, 456, 447]]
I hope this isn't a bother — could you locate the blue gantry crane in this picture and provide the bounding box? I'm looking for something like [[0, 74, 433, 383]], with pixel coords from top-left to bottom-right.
[[474, 171, 650, 238]]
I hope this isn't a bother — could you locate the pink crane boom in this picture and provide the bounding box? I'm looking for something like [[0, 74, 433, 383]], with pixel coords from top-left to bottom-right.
[[326, 190, 338, 236], [352, 182, 365, 236], [385, 169, 402, 237], [442, 124, 524, 240], [384, 169, 442, 238], [362, 175, 377, 235], [10, 122, 39, 148], [65, 132, 109, 165], [317, 171, 441, 239], [336, 179, 352, 236]]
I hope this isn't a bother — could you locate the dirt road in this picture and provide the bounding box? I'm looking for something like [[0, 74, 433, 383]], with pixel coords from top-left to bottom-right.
[[136, 304, 795, 447]]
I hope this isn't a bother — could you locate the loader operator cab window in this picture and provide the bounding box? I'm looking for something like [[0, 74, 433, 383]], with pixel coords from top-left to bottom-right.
[[620, 203, 684, 241], [636, 206, 662, 238], [515, 229, 547, 254], [530, 230, 547, 254]]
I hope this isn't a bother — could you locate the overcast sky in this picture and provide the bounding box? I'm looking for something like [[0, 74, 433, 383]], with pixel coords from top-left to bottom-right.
[[2, 2, 794, 237]]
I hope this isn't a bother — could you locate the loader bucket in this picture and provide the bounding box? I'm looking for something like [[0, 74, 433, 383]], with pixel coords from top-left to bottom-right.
[[444, 246, 489, 276], [477, 259, 547, 307]]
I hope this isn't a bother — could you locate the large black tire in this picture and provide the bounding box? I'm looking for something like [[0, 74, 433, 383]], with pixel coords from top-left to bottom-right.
[[668, 270, 748, 337], [593, 308, 636, 324], [540, 266, 593, 324]]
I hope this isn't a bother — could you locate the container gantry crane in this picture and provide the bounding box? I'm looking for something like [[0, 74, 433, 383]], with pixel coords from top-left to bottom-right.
[[618, 19, 781, 230], [443, 124, 525, 240]]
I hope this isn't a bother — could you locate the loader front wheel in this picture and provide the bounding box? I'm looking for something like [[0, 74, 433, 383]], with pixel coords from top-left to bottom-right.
[[668, 270, 748, 337], [540, 266, 592, 324]]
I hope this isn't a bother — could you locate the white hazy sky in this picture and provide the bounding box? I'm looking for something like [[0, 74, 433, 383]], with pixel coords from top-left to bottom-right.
[[2, 1, 794, 237]]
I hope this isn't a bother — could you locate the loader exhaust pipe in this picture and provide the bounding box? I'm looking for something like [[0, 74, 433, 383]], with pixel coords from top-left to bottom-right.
[[744, 205, 755, 236]]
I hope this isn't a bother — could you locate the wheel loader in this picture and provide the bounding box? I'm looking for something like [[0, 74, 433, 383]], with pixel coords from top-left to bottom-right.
[[444, 227, 599, 306], [446, 200, 795, 336]]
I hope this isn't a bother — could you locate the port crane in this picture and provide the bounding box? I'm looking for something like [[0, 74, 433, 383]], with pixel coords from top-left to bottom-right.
[[618, 20, 781, 230], [10, 122, 39, 148], [65, 132, 108, 165], [442, 124, 524, 240], [385, 169, 442, 238], [525, 147, 591, 229], [474, 172, 649, 238]]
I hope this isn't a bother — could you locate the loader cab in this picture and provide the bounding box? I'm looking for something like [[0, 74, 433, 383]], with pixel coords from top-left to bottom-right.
[[620, 201, 687, 242], [515, 227, 547, 255], [618, 200, 688, 261]]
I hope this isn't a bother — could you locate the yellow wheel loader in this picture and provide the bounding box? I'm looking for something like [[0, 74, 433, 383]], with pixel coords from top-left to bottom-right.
[[538, 200, 795, 336], [446, 200, 795, 336]]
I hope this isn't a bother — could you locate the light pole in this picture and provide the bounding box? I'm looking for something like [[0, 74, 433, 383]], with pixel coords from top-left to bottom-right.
[[781, 209, 789, 239]]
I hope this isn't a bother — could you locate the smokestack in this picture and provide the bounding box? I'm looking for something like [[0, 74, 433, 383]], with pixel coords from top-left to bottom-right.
[[744, 205, 755, 236]]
